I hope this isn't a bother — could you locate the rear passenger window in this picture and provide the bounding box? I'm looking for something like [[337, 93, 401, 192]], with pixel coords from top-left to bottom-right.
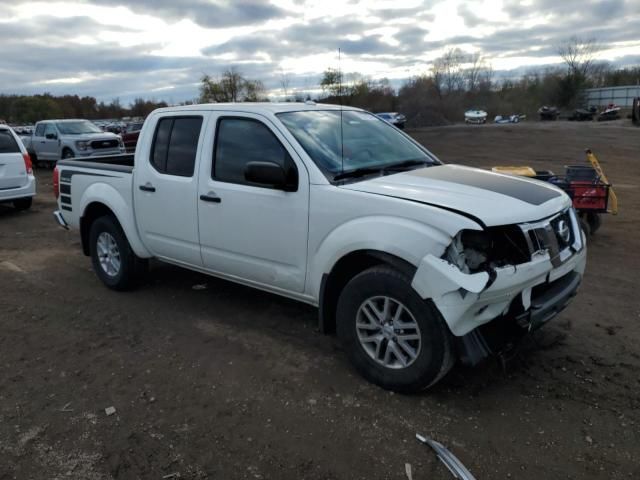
[[213, 118, 295, 187], [0, 130, 20, 153], [150, 116, 202, 177]]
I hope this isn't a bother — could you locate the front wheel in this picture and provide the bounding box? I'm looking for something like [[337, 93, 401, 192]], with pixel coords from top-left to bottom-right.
[[336, 265, 455, 393], [89, 215, 146, 291]]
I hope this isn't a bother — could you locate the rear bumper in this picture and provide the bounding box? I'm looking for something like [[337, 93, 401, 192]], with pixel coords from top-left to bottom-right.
[[0, 175, 36, 202], [53, 210, 69, 229]]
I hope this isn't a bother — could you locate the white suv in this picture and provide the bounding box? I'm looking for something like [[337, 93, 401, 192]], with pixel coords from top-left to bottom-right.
[[0, 125, 35, 210]]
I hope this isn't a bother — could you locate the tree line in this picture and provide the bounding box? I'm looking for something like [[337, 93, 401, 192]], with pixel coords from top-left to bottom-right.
[[2, 37, 638, 127], [0, 94, 168, 124]]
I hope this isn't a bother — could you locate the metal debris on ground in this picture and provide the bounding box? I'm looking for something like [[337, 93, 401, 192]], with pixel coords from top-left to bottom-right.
[[162, 473, 180, 479], [60, 402, 73, 412], [104, 406, 116, 416], [405, 462, 413, 480], [191, 284, 208, 290], [416, 433, 477, 480]]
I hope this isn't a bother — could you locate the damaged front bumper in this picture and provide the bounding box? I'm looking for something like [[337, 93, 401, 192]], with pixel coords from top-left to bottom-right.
[[411, 206, 587, 362], [411, 245, 586, 337]]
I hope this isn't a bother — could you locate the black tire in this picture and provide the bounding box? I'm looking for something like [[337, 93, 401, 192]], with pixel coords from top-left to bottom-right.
[[336, 265, 455, 393], [89, 215, 146, 291], [580, 217, 591, 239], [13, 197, 32, 211], [586, 212, 601, 235], [62, 148, 75, 160]]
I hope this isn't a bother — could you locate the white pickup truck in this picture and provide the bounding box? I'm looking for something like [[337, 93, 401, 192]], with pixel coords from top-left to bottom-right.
[[53, 103, 586, 392]]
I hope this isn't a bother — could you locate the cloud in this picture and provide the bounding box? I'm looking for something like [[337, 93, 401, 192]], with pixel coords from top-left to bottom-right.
[[0, 0, 639, 104], [86, 0, 288, 28]]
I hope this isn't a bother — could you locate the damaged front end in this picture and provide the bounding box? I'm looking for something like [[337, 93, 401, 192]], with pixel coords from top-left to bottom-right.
[[411, 208, 586, 365]]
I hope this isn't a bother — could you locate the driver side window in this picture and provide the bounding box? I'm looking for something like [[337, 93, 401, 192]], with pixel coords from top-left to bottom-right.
[[44, 123, 57, 138], [213, 117, 297, 188]]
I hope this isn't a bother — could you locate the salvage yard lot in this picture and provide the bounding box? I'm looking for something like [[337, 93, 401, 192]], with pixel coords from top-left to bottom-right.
[[1, 121, 639, 479]]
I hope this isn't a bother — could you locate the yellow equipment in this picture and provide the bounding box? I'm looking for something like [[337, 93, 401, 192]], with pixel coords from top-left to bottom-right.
[[491, 166, 537, 177], [585, 149, 618, 215]]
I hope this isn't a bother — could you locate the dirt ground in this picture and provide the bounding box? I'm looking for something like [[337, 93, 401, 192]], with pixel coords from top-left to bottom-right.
[[1, 121, 639, 480]]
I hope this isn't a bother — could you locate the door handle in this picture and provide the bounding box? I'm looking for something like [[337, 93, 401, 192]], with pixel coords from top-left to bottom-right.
[[139, 183, 156, 192], [200, 193, 221, 203]]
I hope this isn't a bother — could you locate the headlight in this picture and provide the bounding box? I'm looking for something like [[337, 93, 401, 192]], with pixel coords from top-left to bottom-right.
[[76, 140, 89, 151], [444, 227, 531, 274]]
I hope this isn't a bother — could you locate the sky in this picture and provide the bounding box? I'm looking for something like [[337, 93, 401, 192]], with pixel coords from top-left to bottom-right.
[[1, 0, 639, 105]]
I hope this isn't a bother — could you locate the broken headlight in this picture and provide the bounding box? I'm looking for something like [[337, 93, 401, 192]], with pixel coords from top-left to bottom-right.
[[444, 227, 531, 274]]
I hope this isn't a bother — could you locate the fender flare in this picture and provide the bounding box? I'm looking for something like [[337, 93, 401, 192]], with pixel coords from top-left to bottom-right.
[[79, 182, 151, 258]]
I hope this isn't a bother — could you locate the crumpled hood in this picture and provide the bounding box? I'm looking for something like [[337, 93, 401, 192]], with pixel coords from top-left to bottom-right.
[[341, 164, 571, 227]]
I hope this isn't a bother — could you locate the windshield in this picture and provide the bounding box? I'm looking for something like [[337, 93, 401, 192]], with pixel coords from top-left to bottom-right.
[[277, 110, 436, 181], [56, 120, 103, 135]]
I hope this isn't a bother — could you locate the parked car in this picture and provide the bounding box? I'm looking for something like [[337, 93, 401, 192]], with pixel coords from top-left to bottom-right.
[[376, 112, 406, 129], [23, 119, 125, 167], [53, 103, 586, 392], [464, 109, 487, 124], [538, 106, 559, 121], [121, 121, 144, 153], [0, 124, 35, 210]]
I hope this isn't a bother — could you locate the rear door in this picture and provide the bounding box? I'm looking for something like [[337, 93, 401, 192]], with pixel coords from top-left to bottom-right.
[[133, 112, 207, 266], [0, 129, 27, 190]]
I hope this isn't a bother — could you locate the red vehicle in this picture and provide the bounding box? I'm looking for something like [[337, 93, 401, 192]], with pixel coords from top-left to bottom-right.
[[121, 122, 144, 153]]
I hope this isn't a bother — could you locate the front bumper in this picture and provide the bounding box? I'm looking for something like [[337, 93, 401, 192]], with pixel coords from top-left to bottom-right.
[[76, 148, 125, 157], [411, 232, 587, 337]]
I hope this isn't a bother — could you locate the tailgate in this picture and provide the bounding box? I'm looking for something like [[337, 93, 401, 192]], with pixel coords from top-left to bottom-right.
[[0, 130, 27, 189]]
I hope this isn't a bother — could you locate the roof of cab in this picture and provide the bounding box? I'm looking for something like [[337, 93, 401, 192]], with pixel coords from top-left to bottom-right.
[[151, 102, 363, 116]]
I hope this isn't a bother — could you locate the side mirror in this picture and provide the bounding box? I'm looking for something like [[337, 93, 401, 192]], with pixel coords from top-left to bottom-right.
[[45, 133, 57, 140], [244, 161, 297, 191]]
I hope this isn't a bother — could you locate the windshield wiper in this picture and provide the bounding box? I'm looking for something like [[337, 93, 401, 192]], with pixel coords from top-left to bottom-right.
[[333, 159, 432, 182], [382, 159, 432, 172], [333, 167, 384, 181]]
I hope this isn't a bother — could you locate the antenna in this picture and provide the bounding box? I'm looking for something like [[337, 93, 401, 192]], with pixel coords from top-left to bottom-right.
[[339, 47, 344, 175]]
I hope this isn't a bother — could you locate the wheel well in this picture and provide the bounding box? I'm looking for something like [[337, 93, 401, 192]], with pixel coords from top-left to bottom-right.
[[318, 250, 417, 334], [80, 202, 116, 256]]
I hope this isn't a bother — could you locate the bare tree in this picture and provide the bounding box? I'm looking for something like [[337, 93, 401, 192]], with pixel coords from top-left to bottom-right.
[[199, 68, 266, 103], [431, 48, 465, 97], [557, 36, 600, 79], [279, 68, 290, 101], [464, 52, 492, 91], [320, 68, 343, 96]]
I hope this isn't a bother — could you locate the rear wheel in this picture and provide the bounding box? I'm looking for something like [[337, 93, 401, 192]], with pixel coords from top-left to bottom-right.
[[89, 215, 146, 291], [336, 265, 455, 393], [13, 197, 32, 211]]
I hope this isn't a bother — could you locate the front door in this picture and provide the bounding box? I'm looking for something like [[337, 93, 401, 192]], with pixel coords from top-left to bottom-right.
[[134, 113, 206, 266], [197, 113, 309, 293], [41, 123, 60, 160]]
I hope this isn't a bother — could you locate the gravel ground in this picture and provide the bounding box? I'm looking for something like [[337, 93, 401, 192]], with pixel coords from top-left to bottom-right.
[[1, 120, 639, 479]]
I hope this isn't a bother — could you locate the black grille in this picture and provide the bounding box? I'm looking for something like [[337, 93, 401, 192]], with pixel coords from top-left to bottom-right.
[[91, 139, 119, 149]]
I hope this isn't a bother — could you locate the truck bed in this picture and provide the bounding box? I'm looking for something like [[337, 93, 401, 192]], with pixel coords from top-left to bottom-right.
[[57, 154, 134, 173]]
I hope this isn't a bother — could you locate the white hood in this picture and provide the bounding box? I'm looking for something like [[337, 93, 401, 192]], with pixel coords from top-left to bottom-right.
[[341, 164, 571, 227]]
